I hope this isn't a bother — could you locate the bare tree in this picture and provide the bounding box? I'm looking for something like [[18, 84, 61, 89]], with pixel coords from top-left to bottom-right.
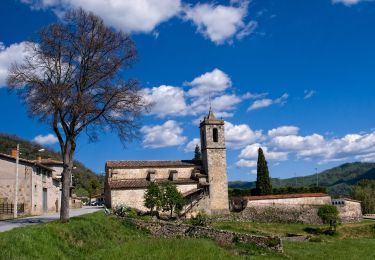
[[7, 9, 147, 222]]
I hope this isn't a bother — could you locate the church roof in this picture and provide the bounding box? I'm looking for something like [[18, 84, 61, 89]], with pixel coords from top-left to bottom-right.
[[207, 107, 216, 120], [106, 160, 202, 169], [109, 178, 199, 189]]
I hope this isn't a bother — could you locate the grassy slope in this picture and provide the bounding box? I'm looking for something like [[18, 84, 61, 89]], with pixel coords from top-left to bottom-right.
[[229, 162, 375, 197], [1, 211, 375, 259], [0, 133, 102, 196]]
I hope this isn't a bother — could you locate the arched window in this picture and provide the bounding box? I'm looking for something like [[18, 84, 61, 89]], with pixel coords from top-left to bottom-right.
[[213, 128, 218, 142], [201, 129, 206, 147]]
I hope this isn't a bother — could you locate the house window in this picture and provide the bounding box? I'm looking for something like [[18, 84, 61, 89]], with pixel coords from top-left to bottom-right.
[[213, 128, 218, 142]]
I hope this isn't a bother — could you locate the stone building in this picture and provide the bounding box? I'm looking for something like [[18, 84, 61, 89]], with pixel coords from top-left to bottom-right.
[[233, 193, 363, 224], [0, 151, 61, 217], [105, 109, 229, 216]]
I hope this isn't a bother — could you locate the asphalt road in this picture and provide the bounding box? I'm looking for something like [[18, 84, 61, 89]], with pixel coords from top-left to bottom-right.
[[0, 206, 102, 233]]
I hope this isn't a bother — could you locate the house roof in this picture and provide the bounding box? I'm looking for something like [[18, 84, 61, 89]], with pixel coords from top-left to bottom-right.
[[34, 158, 63, 166], [242, 193, 329, 201], [109, 178, 198, 189], [0, 152, 54, 171], [106, 160, 202, 169]]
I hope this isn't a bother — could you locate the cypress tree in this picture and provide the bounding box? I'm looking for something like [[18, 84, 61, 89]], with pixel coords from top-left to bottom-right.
[[256, 147, 272, 195], [193, 144, 202, 160]]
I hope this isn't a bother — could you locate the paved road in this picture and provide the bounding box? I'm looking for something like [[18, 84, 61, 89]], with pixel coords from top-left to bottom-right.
[[0, 206, 102, 233]]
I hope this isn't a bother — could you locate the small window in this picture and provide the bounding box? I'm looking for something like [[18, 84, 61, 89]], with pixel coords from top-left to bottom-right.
[[213, 128, 218, 142]]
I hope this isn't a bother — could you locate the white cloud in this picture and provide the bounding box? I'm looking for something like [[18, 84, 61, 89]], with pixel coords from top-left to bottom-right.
[[268, 126, 300, 138], [32, 134, 58, 146], [183, 1, 257, 44], [0, 42, 30, 86], [242, 91, 268, 100], [332, 0, 371, 6], [22, 0, 257, 43], [141, 85, 187, 117], [236, 159, 257, 168], [304, 90, 316, 99], [185, 68, 232, 97], [141, 120, 187, 148], [22, 0, 181, 33], [248, 93, 289, 111], [239, 143, 288, 161], [225, 121, 263, 149], [247, 98, 273, 111], [185, 138, 200, 152]]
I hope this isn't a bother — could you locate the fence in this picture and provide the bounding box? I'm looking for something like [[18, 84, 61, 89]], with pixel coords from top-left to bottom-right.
[[0, 203, 25, 215]]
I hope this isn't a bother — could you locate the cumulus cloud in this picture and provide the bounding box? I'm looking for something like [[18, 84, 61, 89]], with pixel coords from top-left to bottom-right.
[[239, 143, 288, 161], [225, 121, 263, 149], [268, 126, 300, 138], [22, 0, 181, 33], [141, 120, 187, 148], [304, 90, 316, 99], [0, 41, 30, 86], [248, 93, 289, 111], [332, 0, 371, 6], [185, 138, 200, 152], [32, 134, 58, 145], [141, 85, 187, 117], [236, 159, 257, 168], [185, 68, 232, 97], [142, 69, 242, 118], [183, 1, 257, 44], [22, 0, 257, 44]]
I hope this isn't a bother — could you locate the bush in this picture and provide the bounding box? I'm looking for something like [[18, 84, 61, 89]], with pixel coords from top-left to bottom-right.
[[189, 212, 210, 227], [318, 205, 340, 233], [113, 205, 138, 218]]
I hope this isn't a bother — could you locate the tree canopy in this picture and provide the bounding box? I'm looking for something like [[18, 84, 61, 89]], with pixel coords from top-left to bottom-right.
[[256, 147, 272, 195]]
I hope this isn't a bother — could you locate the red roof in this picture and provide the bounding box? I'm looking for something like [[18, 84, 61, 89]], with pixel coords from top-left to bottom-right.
[[243, 193, 329, 201], [106, 160, 202, 169]]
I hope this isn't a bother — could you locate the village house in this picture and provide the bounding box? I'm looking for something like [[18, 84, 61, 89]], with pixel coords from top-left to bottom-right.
[[105, 109, 230, 216], [0, 150, 61, 218]]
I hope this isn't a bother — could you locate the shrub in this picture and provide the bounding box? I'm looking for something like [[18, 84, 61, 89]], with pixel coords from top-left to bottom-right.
[[318, 205, 340, 233], [113, 205, 138, 218], [189, 212, 210, 227]]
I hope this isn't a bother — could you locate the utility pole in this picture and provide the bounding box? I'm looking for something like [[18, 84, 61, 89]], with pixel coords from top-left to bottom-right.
[[315, 167, 318, 187], [14, 144, 19, 219]]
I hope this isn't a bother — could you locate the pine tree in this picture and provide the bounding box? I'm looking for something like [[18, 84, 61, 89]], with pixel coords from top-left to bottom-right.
[[256, 147, 272, 195], [193, 144, 202, 160]]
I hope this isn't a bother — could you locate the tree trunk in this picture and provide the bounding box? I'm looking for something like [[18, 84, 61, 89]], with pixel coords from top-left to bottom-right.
[[60, 140, 75, 222]]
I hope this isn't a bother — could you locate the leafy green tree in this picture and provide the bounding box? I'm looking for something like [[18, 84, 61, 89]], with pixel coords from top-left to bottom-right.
[[87, 178, 101, 203], [161, 183, 185, 218], [256, 147, 272, 195], [144, 182, 161, 214], [318, 205, 340, 232], [351, 180, 375, 214], [193, 145, 201, 160]]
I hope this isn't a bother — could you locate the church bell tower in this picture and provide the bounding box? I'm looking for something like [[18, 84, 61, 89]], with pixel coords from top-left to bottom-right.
[[200, 108, 229, 215]]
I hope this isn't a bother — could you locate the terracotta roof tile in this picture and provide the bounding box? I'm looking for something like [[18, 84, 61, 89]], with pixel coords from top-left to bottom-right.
[[109, 178, 198, 189], [106, 160, 202, 169], [242, 193, 329, 201], [0, 152, 53, 171]]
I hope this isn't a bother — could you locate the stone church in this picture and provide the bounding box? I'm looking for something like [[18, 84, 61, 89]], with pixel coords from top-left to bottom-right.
[[104, 109, 229, 216]]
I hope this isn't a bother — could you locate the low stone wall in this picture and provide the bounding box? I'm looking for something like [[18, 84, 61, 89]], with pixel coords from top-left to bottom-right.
[[131, 219, 283, 253], [216, 204, 324, 224]]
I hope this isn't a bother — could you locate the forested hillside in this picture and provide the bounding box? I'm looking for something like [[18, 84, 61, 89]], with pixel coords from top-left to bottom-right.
[[229, 162, 375, 197], [0, 134, 103, 197]]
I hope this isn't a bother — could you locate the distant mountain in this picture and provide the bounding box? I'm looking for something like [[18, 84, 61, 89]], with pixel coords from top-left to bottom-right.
[[0, 133, 103, 197], [229, 162, 375, 197]]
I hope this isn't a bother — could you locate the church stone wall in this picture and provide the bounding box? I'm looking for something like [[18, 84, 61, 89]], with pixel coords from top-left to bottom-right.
[[246, 196, 332, 207], [111, 167, 198, 180], [110, 184, 199, 211]]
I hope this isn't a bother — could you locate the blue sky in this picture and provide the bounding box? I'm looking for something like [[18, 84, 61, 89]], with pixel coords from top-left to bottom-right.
[[0, 0, 375, 181]]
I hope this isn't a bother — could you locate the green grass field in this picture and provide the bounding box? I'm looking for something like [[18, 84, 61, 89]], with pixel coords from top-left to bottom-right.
[[0, 211, 374, 259]]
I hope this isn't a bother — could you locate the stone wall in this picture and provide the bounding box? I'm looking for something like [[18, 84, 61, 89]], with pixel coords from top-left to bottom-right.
[[111, 166, 198, 180], [110, 184, 199, 211], [238, 204, 323, 224], [131, 219, 283, 253], [334, 199, 363, 222]]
